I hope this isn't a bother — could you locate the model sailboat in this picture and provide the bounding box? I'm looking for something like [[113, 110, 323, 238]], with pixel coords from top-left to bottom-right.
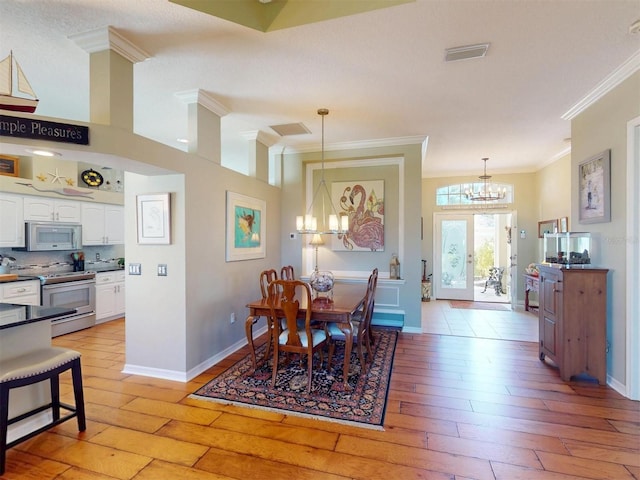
[[0, 51, 39, 113]]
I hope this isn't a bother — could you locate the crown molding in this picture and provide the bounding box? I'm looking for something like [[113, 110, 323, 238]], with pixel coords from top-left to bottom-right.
[[174, 89, 230, 117], [562, 50, 640, 121], [69, 25, 151, 63], [240, 130, 278, 147]]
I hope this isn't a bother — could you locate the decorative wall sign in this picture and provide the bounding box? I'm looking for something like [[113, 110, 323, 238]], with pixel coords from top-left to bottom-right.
[[226, 191, 266, 261], [332, 180, 385, 251], [0, 115, 89, 145], [0, 154, 18, 177], [137, 193, 171, 244], [579, 149, 611, 224]]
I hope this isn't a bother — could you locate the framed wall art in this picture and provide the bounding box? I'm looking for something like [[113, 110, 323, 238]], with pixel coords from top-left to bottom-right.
[[331, 180, 385, 251], [137, 193, 171, 244], [538, 219, 558, 238], [226, 191, 266, 261], [0, 154, 19, 177], [578, 149, 611, 224]]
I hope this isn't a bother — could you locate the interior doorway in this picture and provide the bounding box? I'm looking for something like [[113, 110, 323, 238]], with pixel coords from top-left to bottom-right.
[[434, 211, 516, 306]]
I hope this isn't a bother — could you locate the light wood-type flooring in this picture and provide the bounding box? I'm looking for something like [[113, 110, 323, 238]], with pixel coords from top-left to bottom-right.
[[3, 317, 639, 479]]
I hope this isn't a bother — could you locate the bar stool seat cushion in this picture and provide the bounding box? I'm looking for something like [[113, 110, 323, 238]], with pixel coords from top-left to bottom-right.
[[0, 348, 81, 384]]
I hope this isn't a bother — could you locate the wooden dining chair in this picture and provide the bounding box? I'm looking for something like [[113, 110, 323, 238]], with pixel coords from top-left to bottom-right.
[[326, 268, 378, 373], [259, 269, 278, 299], [280, 265, 295, 280], [268, 279, 327, 393], [244, 269, 280, 370]]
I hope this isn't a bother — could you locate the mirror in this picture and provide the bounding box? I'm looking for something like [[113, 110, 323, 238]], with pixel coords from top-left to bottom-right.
[[538, 219, 558, 238]]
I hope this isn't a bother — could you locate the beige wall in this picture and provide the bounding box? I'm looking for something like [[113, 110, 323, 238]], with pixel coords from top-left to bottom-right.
[[535, 153, 571, 260], [571, 71, 640, 387], [536, 153, 571, 228]]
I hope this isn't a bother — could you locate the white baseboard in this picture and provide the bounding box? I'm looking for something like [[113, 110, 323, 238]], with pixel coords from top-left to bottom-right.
[[121, 324, 269, 383]]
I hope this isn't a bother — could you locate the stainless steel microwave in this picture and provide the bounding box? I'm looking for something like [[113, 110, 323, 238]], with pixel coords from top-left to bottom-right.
[[20, 222, 82, 251]]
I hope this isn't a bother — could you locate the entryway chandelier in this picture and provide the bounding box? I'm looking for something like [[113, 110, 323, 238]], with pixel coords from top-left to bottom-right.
[[296, 108, 349, 234], [465, 157, 506, 202]]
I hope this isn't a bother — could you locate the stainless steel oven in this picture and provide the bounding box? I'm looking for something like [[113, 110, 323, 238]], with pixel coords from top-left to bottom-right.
[[40, 272, 96, 337]]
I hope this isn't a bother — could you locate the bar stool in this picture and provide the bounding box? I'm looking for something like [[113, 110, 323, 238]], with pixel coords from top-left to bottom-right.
[[0, 347, 86, 475]]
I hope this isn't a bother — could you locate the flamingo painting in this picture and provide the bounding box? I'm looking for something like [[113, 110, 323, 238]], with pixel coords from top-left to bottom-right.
[[336, 181, 384, 251]]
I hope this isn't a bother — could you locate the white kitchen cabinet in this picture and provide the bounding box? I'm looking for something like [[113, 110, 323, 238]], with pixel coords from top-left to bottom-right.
[[95, 271, 125, 323], [23, 196, 81, 223], [0, 192, 24, 247], [82, 203, 124, 245], [0, 279, 40, 306]]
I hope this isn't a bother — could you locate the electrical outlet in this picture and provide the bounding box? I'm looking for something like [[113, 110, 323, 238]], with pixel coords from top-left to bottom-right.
[[96, 253, 100, 261], [158, 264, 167, 276], [230, 312, 236, 324]]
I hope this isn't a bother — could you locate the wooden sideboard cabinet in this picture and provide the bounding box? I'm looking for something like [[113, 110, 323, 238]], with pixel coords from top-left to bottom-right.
[[538, 265, 608, 384]]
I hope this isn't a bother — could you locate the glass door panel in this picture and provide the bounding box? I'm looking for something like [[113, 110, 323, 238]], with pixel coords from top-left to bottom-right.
[[435, 214, 474, 300]]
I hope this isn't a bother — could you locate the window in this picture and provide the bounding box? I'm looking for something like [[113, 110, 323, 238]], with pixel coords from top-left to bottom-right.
[[436, 183, 513, 206]]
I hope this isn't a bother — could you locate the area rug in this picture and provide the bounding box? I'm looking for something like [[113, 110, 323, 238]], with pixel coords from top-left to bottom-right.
[[449, 300, 509, 311], [190, 329, 398, 430]]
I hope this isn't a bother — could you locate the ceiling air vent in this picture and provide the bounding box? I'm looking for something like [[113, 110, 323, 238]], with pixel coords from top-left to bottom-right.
[[445, 43, 490, 62], [269, 122, 311, 136]]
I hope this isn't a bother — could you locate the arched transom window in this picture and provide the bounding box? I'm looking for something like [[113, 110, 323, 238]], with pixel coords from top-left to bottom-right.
[[436, 182, 513, 206]]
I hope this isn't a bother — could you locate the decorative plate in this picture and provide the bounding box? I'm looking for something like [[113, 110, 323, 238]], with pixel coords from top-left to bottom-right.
[[81, 169, 103, 187]]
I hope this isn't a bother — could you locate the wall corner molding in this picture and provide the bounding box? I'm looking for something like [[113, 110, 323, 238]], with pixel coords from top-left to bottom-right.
[[69, 25, 151, 64], [174, 89, 230, 117]]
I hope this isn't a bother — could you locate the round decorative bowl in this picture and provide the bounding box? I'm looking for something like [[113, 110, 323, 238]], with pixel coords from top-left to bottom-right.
[[310, 270, 334, 298]]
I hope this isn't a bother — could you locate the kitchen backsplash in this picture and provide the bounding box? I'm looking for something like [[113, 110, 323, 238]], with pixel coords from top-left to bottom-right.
[[0, 245, 124, 274]]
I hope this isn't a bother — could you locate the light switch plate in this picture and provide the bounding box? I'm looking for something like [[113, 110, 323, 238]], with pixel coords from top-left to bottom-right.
[[158, 264, 167, 276], [128, 263, 141, 275]]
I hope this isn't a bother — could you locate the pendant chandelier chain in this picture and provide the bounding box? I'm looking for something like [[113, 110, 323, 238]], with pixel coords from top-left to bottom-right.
[[296, 108, 348, 234]]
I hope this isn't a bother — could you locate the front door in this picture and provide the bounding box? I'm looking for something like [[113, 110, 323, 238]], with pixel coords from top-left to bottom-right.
[[434, 214, 474, 300]]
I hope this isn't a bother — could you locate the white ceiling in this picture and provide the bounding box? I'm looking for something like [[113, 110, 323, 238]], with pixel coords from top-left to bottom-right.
[[1, 0, 639, 178]]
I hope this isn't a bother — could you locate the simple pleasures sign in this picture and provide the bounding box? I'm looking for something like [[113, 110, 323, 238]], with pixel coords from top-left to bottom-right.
[[0, 115, 89, 145]]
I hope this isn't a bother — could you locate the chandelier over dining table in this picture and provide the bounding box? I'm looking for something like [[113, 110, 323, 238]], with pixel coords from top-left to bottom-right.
[[296, 108, 349, 234], [464, 157, 506, 202]]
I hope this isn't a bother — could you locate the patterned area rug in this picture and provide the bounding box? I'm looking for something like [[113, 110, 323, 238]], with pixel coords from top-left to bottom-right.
[[191, 329, 398, 430], [449, 300, 509, 311]]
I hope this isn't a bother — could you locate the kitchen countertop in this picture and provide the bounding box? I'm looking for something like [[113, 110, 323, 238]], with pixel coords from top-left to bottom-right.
[[1, 265, 125, 283], [0, 304, 77, 330]]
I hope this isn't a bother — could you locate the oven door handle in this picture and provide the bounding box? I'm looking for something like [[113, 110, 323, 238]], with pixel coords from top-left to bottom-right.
[[43, 279, 96, 289]]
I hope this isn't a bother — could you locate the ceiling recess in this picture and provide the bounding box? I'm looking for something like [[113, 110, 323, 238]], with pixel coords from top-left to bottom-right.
[[170, 0, 414, 32], [445, 43, 490, 62], [269, 122, 311, 136]]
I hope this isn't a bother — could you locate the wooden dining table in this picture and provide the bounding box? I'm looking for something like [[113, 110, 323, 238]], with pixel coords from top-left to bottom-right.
[[244, 283, 366, 390]]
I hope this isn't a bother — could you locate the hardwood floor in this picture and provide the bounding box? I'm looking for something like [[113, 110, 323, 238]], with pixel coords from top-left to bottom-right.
[[3, 318, 638, 479]]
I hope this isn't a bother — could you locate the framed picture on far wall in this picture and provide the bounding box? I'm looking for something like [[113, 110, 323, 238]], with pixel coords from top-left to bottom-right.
[[538, 219, 558, 238], [579, 149, 611, 224], [560, 216, 569, 233], [0, 154, 19, 177]]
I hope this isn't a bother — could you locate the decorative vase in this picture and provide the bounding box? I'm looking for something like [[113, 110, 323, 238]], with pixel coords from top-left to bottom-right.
[[309, 270, 334, 301]]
